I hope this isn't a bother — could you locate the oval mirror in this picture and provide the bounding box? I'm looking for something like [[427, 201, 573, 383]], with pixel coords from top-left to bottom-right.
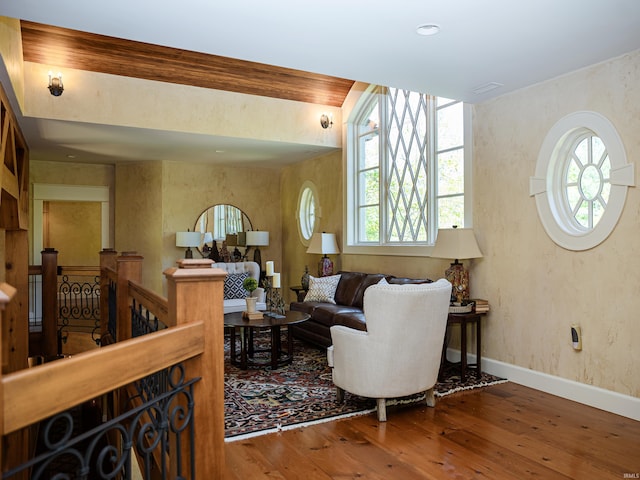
[[194, 204, 252, 260]]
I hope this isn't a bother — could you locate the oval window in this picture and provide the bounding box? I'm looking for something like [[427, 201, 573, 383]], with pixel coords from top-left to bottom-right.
[[297, 181, 318, 244]]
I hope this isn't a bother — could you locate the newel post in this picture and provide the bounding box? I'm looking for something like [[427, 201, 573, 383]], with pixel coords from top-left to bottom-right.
[[115, 252, 143, 342], [164, 258, 225, 479], [0, 283, 17, 472], [99, 248, 118, 342], [41, 248, 59, 358]]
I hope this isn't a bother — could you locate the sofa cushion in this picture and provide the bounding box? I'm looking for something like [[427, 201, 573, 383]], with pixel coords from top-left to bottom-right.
[[224, 272, 249, 300], [333, 311, 366, 331], [304, 274, 341, 303], [333, 271, 368, 306], [388, 276, 432, 285], [311, 304, 363, 327], [352, 273, 388, 308]]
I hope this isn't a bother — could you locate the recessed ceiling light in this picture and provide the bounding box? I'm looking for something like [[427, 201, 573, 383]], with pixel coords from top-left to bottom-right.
[[416, 24, 440, 36]]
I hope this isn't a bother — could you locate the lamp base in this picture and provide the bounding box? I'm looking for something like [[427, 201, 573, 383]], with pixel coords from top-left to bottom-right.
[[184, 247, 193, 259], [445, 260, 469, 303], [318, 255, 334, 277], [253, 247, 262, 273]]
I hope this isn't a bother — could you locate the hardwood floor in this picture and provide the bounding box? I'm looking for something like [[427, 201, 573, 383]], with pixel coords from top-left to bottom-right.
[[223, 383, 640, 479]]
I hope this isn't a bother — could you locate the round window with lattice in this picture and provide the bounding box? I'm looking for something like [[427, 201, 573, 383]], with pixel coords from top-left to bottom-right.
[[530, 111, 634, 251]]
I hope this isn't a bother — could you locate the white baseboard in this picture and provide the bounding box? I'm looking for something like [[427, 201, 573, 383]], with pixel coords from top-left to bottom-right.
[[446, 348, 640, 422]]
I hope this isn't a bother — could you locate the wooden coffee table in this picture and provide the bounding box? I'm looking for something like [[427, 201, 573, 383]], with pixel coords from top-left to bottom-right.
[[224, 310, 310, 369]]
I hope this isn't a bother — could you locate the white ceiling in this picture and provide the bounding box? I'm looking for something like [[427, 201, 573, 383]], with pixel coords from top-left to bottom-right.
[[2, 0, 640, 166]]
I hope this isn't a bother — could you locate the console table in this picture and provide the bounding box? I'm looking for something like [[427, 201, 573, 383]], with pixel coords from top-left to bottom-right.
[[440, 311, 485, 382]]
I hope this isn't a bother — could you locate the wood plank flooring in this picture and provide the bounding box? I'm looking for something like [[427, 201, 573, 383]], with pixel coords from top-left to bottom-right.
[[223, 383, 640, 479]]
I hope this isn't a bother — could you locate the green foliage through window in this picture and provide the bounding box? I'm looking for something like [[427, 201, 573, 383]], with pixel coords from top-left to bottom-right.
[[349, 87, 466, 246]]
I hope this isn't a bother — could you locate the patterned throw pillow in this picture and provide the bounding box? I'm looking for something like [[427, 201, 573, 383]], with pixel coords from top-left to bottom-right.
[[303, 274, 341, 304], [224, 272, 250, 300]]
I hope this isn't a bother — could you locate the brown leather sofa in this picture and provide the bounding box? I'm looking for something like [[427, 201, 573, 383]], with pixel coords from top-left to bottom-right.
[[290, 271, 432, 348]]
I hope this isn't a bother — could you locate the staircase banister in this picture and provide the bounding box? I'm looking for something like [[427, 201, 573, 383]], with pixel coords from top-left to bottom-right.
[[3, 321, 204, 435]]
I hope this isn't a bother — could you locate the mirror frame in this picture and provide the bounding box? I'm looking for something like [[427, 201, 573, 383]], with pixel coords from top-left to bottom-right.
[[193, 204, 252, 258]]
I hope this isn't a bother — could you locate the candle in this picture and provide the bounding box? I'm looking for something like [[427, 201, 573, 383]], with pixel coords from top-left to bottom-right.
[[272, 272, 281, 288], [266, 261, 274, 276]]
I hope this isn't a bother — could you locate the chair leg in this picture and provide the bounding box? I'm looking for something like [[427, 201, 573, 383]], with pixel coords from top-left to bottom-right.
[[425, 387, 436, 407], [376, 399, 387, 422], [336, 386, 345, 403]]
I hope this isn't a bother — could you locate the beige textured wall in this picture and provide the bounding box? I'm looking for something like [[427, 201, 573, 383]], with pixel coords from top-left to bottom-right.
[[46, 201, 102, 265], [115, 162, 164, 293], [280, 149, 451, 306], [161, 161, 282, 291], [473, 50, 640, 397], [30, 160, 115, 263], [280, 150, 343, 302], [22, 62, 341, 150], [0, 17, 24, 111]]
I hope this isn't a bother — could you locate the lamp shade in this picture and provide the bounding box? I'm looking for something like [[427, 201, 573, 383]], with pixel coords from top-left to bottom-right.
[[225, 234, 237, 246], [176, 231, 201, 248], [236, 231, 247, 247], [203, 232, 214, 244], [431, 227, 483, 260], [307, 233, 340, 255], [246, 230, 269, 246]]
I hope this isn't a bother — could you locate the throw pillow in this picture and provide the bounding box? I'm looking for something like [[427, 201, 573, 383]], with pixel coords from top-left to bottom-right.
[[224, 272, 250, 300], [303, 274, 341, 304]]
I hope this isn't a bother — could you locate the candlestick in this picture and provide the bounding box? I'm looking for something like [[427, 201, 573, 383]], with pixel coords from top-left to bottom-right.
[[266, 261, 274, 276]]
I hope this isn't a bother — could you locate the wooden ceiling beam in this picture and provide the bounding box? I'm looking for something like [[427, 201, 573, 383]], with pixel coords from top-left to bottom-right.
[[20, 21, 354, 107]]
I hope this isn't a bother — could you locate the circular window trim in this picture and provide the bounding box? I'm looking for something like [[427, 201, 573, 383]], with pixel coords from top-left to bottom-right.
[[530, 111, 634, 251], [296, 181, 319, 246]]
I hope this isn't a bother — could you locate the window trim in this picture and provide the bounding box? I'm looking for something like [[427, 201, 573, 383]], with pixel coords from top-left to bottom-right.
[[296, 180, 319, 247], [343, 86, 473, 257], [530, 111, 634, 251]]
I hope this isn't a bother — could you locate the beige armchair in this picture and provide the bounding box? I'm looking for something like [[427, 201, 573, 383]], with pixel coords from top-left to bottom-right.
[[327, 279, 452, 421]]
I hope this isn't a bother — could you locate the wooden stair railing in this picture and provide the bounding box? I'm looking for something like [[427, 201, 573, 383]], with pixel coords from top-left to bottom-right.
[[1, 256, 226, 479]]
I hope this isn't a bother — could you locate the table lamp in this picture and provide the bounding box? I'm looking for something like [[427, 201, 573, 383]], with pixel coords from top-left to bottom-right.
[[245, 230, 269, 272], [307, 232, 340, 276], [431, 226, 483, 302], [176, 230, 202, 259]]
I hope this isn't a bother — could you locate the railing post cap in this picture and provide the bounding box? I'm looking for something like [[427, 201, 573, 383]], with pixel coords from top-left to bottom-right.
[[176, 259, 214, 269], [117, 252, 144, 261]]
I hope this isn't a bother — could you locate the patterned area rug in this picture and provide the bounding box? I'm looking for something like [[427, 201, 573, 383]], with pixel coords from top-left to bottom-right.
[[224, 332, 506, 440]]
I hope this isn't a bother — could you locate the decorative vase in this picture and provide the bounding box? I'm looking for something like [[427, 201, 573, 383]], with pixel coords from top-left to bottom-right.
[[245, 296, 257, 313], [301, 265, 310, 290]]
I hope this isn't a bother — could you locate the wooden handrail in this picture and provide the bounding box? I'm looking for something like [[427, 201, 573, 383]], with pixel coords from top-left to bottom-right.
[[58, 266, 101, 276], [3, 322, 204, 435], [128, 279, 169, 325]]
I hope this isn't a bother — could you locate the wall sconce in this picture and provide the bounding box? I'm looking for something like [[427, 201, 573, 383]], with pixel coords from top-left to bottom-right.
[[48, 71, 64, 96], [320, 113, 333, 129]]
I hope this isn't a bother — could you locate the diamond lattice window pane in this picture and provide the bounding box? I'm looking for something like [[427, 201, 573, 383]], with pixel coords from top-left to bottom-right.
[[385, 88, 429, 243]]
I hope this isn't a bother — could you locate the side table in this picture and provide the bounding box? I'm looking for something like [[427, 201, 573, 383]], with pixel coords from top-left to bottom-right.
[[440, 311, 486, 382], [290, 285, 308, 302]]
